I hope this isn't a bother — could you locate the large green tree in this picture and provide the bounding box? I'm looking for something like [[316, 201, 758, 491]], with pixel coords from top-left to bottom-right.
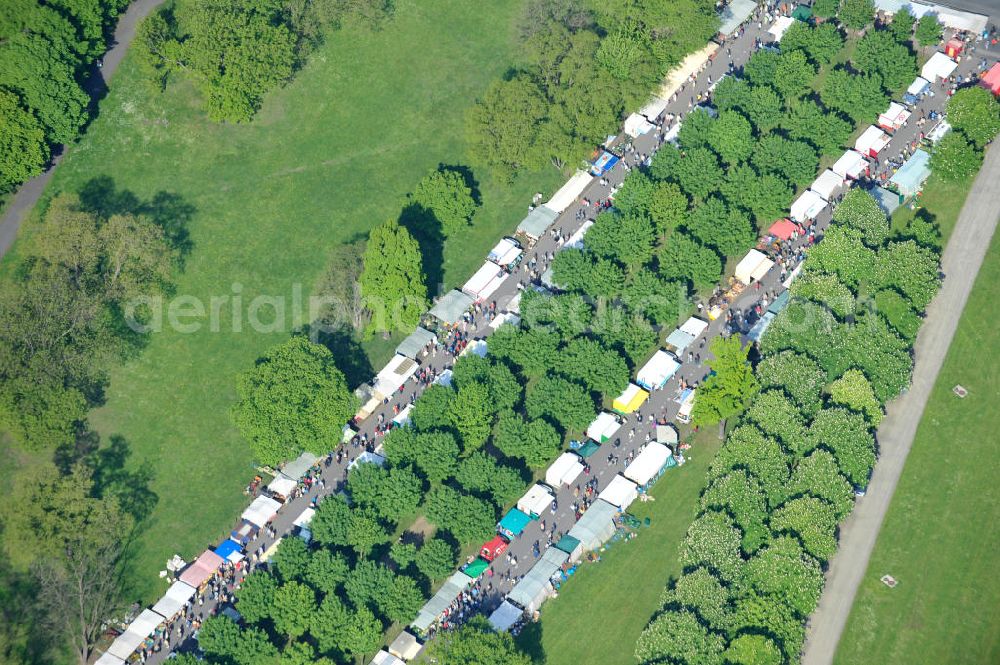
[[493, 412, 562, 468], [657, 232, 722, 291], [465, 75, 547, 180], [524, 375, 596, 432], [0, 89, 48, 191], [426, 617, 532, 665], [820, 67, 887, 124], [692, 336, 759, 430], [635, 609, 726, 665], [360, 219, 427, 334], [411, 168, 478, 236]]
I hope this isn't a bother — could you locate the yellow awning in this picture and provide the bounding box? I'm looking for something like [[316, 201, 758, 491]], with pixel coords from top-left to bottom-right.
[[613, 383, 649, 414]]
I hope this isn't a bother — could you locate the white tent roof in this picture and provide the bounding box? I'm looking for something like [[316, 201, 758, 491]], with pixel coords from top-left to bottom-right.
[[679, 316, 708, 338], [639, 96, 669, 122], [517, 484, 553, 517], [790, 190, 828, 223], [107, 609, 164, 660], [151, 580, 195, 619], [388, 631, 422, 661], [878, 102, 911, 129], [855, 125, 890, 156], [811, 170, 843, 201], [768, 15, 794, 41], [734, 249, 773, 284], [624, 442, 672, 486], [241, 495, 281, 528], [598, 475, 639, 510], [567, 499, 619, 551], [293, 506, 315, 528], [268, 475, 296, 498], [488, 238, 522, 267], [546, 170, 594, 213], [282, 451, 318, 480], [921, 51, 957, 81], [489, 311, 520, 330], [374, 354, 419, 398], [509, 548, 569, 612], [718, 0, 756, 35], [463, 261, 508, 300], [562, 219, 594, 250], [926, 119, 950, 144], [545, 452, 585, 487], [636, 350, 680, 390], [624, 113, 655, 138], [94, 653, 125, 665], [371, 650, 406, 665], [832, 150, 868, 179], [587, 412, 621, 442], [488, 600, 524, 632], [658, 43, 718, 102], [907, 76, 930, 96], [656, 424, 679, 446]]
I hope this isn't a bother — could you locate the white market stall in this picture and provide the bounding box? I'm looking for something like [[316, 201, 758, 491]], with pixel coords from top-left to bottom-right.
[[768, 15, 794, 41], [388, 631, 423, 661], [624, 112, 655, 137], [832, 150, 868, 180], [810, 169, 843, 201], [517, 484, 554, 518], [488, 600, 525, 632], [855, 125, 891, 158], [94, 653, 125, 665], [267, 475, 296, 501], [878, 102, 911, 132], [905, 76, 931, 105], [639, 96, 669, 122], [567, 499, 619, 551], [371, 650, 405, 665], [462, 261, 508, 302], [598, 475, 639, 510], [562, 219, 594, 250], [516, 206, 559, 241], [545, 452, 585, 487], [411, 571, 473, 633], [488, 237, 523, 269], [151, 580, 196, 621], [624, 442, 672, 487], [612, 383, 649, 414], [281, 451, 318, 481], [586, 411, 622, 443], [789, 189, 828, 223], [107, 609, 164, 660], [734, 249, 774, 285], [392, 403, 413, 427], [921, 51, 957, 81], [373, 354, 419, 399], [546, 171, 594, 213], [241, 495, 281, 528], [293, 506, 315, 528], [508, 548, 569, 613], [636, 350, 681, 390]]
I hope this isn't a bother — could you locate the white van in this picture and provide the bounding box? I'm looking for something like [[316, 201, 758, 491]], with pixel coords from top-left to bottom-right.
[[676, 389, 696, 424]]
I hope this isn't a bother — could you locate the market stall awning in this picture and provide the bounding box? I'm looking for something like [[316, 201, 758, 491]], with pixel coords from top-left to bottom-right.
[[412, 571, 473, 631], [499, 508, 533, 537], [871, 185, 902, 216], [179, 549, 224, 588], [624, 112, 655, 138], [636, 350, 680, 390], [107, 609, 164, 660], [517, 205, 559, 239], [810, 169, 843, 201], [981, 62, 1000, 95], [462, 261, 508, 301], [396, 326, 436, 360], [613, 383, 649, 414], [855, 125, 890, 157], [463, 557, 490, 578], [151, 580, 196, 620], [768, 15, 794, 41], [545, 452, 585, 487], [371, 650, 405, 665], [906, 76, 930, 98], [624, 442, 672, 486], [488, 237, 523, 267], [388, 630, 423, 661], [889, 148, 932, 196], [832, 150, 868, 179], [568, 499, 618, 552], [429, 289, 474, 325], [878, 101, 911, 131], [562, 219, 594, 250], [214, 539, 241, 561], [586, 411, 621, 442], [657, 424, 679, 446], [268, 475, 296, 498], [546, 171, 594, 213], [488, 600, 524, 632], [282, 451, 318, 481], [517, 484, 554, 518], [639, 96, 669, 122], [734, 249, 774, 285], [598, 474, 639, 510], [718, 0, 756, 36], [768, 218, 797, 241], [554, 534, 583, 561], [241, 495, 281, 528], [508, 548, 569, 613], [657, 43, 718, 102], [921, 51, 957, 81], [790, 190, 828, 223], [94, 652, 125, 665], [374, 354, 419, 398]]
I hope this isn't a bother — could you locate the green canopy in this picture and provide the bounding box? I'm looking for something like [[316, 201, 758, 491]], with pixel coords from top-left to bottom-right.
[[792, 5, 812, 21], [555, 535, 581, 556], [577, 441, 601, 458], [463, 558, 490, 578]]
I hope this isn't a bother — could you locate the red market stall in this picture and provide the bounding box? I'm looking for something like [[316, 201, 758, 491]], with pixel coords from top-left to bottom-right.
[[981, 63, 1000, 96], [179, 549, 224, 589], [944, 38, 964, 58], [480, 535, 509, 562], [768, 219, 797, 241]]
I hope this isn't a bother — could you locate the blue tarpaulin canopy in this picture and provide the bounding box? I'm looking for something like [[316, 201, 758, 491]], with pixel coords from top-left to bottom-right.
[[871, 186, 902, 216], [590, 151, 620, 176], [214, 539, 241, 560], [499, 508, 532, 537], [890, 149, 931, 196]]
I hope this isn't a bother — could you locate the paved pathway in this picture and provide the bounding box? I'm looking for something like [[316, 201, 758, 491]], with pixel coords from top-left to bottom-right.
[[801, 142, 1000, 665], [0, 0, 167, 259]]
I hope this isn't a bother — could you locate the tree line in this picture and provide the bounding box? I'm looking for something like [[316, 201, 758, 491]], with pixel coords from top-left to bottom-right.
[[0, 0, 130, 193]]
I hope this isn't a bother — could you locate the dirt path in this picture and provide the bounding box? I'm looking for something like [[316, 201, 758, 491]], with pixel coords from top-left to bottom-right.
[[802, 142, 1000, 665], [0, 0, 167, 259]]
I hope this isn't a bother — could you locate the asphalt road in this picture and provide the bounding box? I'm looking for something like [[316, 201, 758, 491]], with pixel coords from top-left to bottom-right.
[[800, 133, 1000, 665], [117, 11, 993, 665], [0, 0, 167, 260]]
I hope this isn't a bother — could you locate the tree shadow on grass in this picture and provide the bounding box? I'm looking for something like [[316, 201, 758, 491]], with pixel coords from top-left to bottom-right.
[[399, 202, 445, 298], [299, 325, 375, 391], [515, 619, 548, 664], [77, 175, 196, 265]]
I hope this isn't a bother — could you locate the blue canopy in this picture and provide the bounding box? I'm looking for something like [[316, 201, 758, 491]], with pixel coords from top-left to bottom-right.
[[871, 186, 902, 216], [215, 539, 241, 560], [890, 149, 931, 197], [498, 508, 532, 537], [590, 152, 620, 176]]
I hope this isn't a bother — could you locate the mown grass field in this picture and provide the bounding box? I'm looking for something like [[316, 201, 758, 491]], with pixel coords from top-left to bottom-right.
[[516, 429, 723, 665], [1, 0, 565, 601], [833, 186, 1000, 665]]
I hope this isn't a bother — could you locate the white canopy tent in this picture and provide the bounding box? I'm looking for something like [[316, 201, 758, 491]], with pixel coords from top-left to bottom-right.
[[241, 495, 281, 528], [664, 317, 707, 355], [546, 171, 594, 213], [810, 169, 843, 201], [832, 150, 868, 179], [94, 653, 125, 665], [878, 102, 911, 131], [790, 190, 828, 223], [518, 484, 554, 518], [388, 631, 422, 661], [488, 238, 522, 268], [636, 350, 681, 390], [639, 96, 669, 122], [508, 548, 569, 613], [545, 452, 585, 487], [392, 403, 413, 427], [107, 609, 164, 660], [768, 15, 794, 41], [921, 51, 958, 81], [462, 261, 508, 302], [926, 119, 950, 144], [734, 249, 774, 285], [489, 311, 520, 330], [624, 112, 655, 137], [151, 580, 196, 620], [488, 600, 525, 632], [567, 499, 619, 551], [562, 219, 594, 250], [374, 354, 419, 399], [873, 0, 987, 33], [907, 76, 930, 98], [586, 412, 621, 442], [371, 650, 406, 665], [267, 475, 296, 499], [598, 475, 639, 510], [855, 126, 891, 157], [293, 506, 315, 528], [624, 442, 672, 486]]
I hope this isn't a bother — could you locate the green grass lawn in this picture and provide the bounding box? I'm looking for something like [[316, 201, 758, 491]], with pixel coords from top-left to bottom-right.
[[833, 201, 1000, 665], [1, 0, 566, 602], [515, 430, 723, 665]]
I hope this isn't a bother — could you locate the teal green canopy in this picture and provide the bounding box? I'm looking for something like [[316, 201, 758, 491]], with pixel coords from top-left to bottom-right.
[[463, 558, 490, 578], [499, 508, 532, 536]]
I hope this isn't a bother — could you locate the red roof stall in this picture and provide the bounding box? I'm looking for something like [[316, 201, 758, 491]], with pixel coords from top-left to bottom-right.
[[480, 535, 509, 562], [179, 549, 224, 588], [944, 38, 964, 58], [768, 219, 797, 241], [981, 63, 1000, 96]]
